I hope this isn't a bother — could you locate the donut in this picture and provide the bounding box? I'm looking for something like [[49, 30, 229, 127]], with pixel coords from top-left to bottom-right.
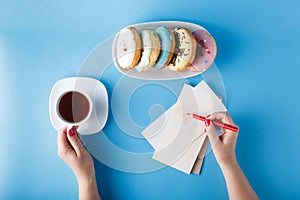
[[152, 27, 175, 69], [168, 28, 197, 71], [135, 30, 161, 72], [116, 27, 142, 69], [187, 29, 217, 72]]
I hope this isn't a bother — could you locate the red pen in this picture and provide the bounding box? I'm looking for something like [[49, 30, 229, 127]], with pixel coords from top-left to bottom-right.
[[187, 113, 239, 132]]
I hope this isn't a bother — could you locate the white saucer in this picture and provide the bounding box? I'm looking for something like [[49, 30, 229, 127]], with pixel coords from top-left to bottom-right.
[[49, 77, 108, 135]]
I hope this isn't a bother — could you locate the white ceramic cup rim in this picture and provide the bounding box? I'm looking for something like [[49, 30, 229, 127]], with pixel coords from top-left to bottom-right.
[[55, 90, 93, 126]]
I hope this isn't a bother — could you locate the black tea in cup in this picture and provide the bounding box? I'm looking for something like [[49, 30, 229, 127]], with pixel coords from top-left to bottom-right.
[[58, 91, 90, 123]]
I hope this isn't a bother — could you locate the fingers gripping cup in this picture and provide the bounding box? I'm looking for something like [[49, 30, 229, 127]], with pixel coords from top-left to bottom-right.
[[56, 91, 93, 129]]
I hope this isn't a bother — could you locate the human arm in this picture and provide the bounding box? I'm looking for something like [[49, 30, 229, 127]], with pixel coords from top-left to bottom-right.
[[205, 112, 258, 200], [57, 126, 101, 200]]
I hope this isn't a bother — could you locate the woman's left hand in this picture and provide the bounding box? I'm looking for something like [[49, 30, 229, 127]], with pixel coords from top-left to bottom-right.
[[57, 126, 95, 183]]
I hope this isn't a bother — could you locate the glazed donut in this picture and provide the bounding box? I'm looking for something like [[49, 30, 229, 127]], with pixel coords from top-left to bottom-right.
[[152, 27, 175, 69], [187, 29, 217, 72], [168, 28, 197, 71], [135, 30, 161, 72], [116, 27, 142, 69]]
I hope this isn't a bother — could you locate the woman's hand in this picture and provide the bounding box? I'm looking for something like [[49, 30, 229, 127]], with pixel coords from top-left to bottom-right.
[[205, 112, 258, 200], [205, 112, 239, 169], [57, 126, 95, 183], [57, 126, 101, 200]]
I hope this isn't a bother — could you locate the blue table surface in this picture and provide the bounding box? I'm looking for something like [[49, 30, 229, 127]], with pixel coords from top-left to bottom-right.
[[1, 0, 300, 199]]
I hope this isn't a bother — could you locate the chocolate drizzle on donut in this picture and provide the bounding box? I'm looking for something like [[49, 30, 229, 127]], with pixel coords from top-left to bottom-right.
[[169, 28, 193, 66], [169, 31, 180, 66]]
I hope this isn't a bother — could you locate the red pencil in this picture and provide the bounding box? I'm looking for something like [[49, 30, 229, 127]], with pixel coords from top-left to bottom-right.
[[187, 113, 239, 132]]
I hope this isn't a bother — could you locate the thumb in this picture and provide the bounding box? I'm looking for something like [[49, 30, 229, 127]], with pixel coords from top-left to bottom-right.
[[67, 126, 84, 156], [205, 119, 220, 148]]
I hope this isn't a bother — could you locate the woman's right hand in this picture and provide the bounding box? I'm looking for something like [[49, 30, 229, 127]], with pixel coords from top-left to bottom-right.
[[205, 112, 239, 169], [206, 113, 259, 200]]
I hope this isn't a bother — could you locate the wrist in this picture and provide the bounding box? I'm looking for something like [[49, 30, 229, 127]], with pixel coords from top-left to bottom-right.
[[218, 158, 239, 171], [78, 174, 97, 191], [77, 171, 96, 186], [77, 172, 100, 200]]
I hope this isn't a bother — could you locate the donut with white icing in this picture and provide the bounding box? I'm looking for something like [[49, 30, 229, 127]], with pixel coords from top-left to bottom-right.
[[187, 29, 217, 72], [116, 27, 142, 69], [152, 27, 175, 69], [135, 30, 161, 72], [168, 28, 197, 71]]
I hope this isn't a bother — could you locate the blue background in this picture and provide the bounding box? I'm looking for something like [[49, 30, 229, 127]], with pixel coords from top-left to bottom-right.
[[1, 0, 300, 199]]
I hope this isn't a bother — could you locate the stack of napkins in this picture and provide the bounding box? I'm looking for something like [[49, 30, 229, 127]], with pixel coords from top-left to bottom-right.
[[142, 81, 227, 174]]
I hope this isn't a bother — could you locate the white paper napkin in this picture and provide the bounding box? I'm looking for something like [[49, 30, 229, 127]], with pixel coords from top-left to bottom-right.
[[142, 81, 227, 174]]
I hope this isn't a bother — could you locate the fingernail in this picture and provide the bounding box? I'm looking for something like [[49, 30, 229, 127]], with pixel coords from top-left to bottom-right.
[[68, 126, 76, 137], [206, 114, 211, 118], [205, 119, 210, 127], [204, 128, 206, 133]]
